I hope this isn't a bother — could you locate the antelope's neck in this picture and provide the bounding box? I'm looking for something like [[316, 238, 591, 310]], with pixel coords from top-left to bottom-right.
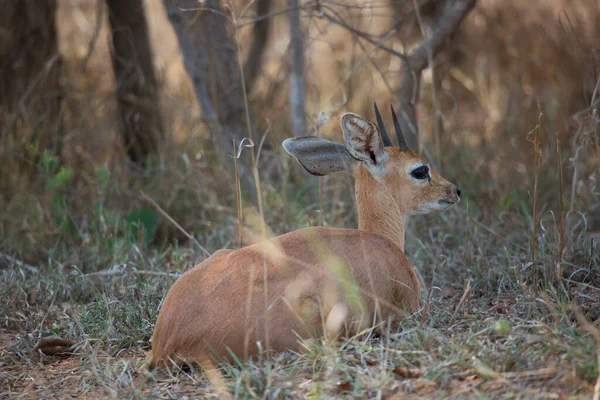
[[354, 167, 406, 252]]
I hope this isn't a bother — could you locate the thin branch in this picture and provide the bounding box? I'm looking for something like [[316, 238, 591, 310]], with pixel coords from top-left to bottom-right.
[[316, 0, 474, 149], [140, 190, 211, 257], [288, 0, 307, 137], [238, 4, 302, 27], [319, 7, 407, 60], [398, 0, 476, 149], [0, 252, 38, 273]]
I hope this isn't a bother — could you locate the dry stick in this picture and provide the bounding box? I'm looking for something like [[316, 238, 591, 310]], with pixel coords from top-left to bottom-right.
[[420, 259, 438, 328], [420, 285, 433, 328], [0, 252, 38, 273], [571, 303, 600, 400], [318, 179, 324, 227], [140, 191, 210, 257], [539, 290, 560, 327], [589, 73, 600, 260], [567, 114, 584, 216], [232, 137, 256, 245], [591, 71, 600, 109], [593, 72, 600, 164], [464, 200, 470, 267], [37, 291, 58, 340], [503, 367, 558, 380], [451, 279, 471, 321], [530, 106, 543, 285], [556, 133, 565, 286], [255, 122, 271, 165], [233, 139, 243, 248], [133, 270, 181, 278], [316, 80, 323, 226], [317, 128, 324, 227], [595, 117, 600, 181], [231, 7, 271, 361]]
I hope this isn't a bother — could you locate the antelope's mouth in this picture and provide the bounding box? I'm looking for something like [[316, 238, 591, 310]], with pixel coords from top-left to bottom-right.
[[416, 199, 457, 214], [437, 197, 460, 209], [440, 199, 458, 205]]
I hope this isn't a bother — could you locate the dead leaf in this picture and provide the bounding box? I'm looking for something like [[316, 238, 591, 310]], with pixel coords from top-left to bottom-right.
[[335, 380, 353, 394], [34, 336, 76, 356], [393, 366, 426, 379], [472, 358, 502, 379]]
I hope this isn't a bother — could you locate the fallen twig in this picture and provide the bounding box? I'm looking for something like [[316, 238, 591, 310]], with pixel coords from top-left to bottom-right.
[[0, 252, 38, 273], [451, 279, 471, 321]]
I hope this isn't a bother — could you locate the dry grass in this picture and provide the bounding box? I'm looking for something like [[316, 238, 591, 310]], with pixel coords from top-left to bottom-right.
[[1, 0, 600, 398]]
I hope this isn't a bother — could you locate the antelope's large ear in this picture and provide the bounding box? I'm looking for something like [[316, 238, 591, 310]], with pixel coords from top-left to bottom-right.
[[340, 113, 388, 167], [283, 137, 357, 176]]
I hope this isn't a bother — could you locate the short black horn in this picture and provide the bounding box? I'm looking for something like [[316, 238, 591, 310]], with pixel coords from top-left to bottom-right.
[[374, 102, 393, 147], [390, 105, 409, 151]]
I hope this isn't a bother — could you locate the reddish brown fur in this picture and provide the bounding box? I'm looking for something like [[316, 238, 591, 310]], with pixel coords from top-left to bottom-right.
[[149, 114, 459, 367], [150, 227, 417, 364]]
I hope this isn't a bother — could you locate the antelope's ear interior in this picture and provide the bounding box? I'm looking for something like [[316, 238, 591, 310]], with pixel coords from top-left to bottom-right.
[[282, 136, 357, 176], [340, 113, 388, 166]]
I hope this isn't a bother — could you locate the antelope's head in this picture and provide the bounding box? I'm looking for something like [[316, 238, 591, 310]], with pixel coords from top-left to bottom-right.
[[283, 103, 461, 216]]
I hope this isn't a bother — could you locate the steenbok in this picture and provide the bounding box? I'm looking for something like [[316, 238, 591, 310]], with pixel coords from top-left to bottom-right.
[[149, 103, 460, 367]]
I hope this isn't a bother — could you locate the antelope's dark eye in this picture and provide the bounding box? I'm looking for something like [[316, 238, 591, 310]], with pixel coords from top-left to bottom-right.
[[410, 165, 430, 180]]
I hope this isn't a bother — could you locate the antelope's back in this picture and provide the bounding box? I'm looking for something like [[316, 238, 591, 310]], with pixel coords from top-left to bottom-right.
[[149, 226, 419, 365]]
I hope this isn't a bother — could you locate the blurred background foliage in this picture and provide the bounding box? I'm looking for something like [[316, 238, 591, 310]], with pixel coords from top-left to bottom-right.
[[0, 0, 598, 283]]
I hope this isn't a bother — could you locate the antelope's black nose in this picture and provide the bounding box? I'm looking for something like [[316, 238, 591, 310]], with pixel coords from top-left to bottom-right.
[[456, 188, 462, 198]]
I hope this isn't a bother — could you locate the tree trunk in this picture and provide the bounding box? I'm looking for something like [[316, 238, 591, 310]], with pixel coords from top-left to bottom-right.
[[244, 0, 271, 93], [0, 0, 62, 151], [106, 0, 165, 165], [244, 0, 272, 93], [164, 0, 256, 167], [287, 0, 307, 138]]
